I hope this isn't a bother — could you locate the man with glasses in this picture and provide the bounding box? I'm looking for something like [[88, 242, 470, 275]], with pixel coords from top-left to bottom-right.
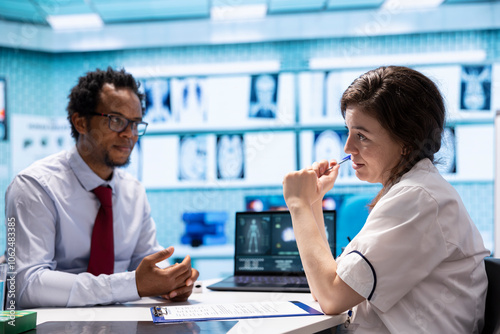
[[5, 67, 199, 308]]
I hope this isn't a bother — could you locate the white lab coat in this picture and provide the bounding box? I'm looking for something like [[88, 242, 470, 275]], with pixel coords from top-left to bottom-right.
[[336, 158, 489, 334]]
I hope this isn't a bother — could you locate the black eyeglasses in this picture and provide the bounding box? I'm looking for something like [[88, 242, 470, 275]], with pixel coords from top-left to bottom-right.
[[91, 113, 148, 136]]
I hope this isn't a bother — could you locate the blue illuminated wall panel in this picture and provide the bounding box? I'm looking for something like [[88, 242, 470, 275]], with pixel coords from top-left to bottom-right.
[[0, 29, 498, 258]]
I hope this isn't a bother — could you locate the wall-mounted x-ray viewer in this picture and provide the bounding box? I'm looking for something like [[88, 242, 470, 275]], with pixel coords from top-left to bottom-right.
[[308, 50, 487, 70], [452, 124, 494, 181], [126, 60, 281, 78], [10, 115, 73, 176], [136, 72, 295, 133], [216, 134, 245, 180], [140, 131, 296, 189], [141, 78, 172, 124], [298, 70, 368, 126], [205, 72, 295, 129], [434, 127, 457, 175], [299, 130, 359, 184], [179, 135, 209, 182], [249, 74, 278, 119], [414, 64, 495, 121], [140, 76, 209, 128], [493, 64, 500, 113], [123, 140, 143, 182], [299, 124, 491, 183], [460, 65, 492, 112]]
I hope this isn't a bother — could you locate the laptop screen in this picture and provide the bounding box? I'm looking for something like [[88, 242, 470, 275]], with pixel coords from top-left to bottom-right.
[[234, 210, 336, 275]]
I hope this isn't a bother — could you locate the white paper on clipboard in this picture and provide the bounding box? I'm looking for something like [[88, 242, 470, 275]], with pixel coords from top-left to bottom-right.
[[151, 301, 323, 323]]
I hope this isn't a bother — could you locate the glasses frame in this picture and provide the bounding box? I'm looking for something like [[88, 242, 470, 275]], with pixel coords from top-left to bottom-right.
[[91, 112, 148, 136]]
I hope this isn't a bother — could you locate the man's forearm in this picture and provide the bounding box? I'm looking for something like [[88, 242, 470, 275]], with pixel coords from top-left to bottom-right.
[[17, 269, 139, 308]]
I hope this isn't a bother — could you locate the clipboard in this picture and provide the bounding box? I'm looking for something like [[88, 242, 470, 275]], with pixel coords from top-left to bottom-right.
[[150, 301, 324, 323]]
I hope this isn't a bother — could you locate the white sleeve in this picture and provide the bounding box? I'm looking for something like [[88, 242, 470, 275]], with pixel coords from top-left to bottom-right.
[[337, 251, 376, 300], [21, 269, 139, 308], [128, 192, 163, 271], [336, 185, 447, 312], [6, 176, 140, 309]]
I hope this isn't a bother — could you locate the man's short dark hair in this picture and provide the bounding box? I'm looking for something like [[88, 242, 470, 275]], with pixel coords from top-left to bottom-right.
[[67, 67, 145, 141]]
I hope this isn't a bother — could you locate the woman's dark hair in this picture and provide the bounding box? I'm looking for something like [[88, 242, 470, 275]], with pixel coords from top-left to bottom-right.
[[340, 66, 445, 207], [66, 67, 145, 141]]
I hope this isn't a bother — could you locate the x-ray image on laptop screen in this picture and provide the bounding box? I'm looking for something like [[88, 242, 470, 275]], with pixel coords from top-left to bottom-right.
[[234, 211, 336, 275]]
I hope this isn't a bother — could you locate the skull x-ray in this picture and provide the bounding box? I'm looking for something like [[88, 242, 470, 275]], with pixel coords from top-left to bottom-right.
[[460, 65, 492, 111], [217, 134, 244, 180], [249, 74, 278, 119]]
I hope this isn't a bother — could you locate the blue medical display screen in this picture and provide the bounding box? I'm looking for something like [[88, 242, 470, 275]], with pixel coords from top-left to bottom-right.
[[234, 211, 336, 274]]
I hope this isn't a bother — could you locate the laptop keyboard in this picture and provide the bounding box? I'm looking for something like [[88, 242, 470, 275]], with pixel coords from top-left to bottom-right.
[[234, 275, 308, 286]]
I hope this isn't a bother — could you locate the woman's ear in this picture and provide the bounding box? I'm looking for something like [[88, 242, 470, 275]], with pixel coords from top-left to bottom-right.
[[401, 145, 410, 156], [71, 113, 88, 135]]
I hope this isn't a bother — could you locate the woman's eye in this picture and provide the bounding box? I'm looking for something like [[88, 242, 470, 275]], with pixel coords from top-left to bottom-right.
[[357, 133, 367, 141]]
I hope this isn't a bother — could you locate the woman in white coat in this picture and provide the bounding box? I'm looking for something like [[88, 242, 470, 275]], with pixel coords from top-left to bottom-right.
[[283, 66, 489, 333]]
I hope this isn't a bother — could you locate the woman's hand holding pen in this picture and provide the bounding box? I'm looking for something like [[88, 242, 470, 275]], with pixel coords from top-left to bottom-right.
[[283, 159, 341, 210]]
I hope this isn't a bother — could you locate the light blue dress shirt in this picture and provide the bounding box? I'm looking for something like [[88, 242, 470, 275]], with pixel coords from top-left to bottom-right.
[[5, 146, 163, 308]]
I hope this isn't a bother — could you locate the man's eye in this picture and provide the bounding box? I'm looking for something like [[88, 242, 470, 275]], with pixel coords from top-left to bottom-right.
[[111, 117, 124, 125]]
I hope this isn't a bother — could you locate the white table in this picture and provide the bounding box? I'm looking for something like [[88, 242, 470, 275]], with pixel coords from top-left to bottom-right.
[[27, 280, 346, 333]]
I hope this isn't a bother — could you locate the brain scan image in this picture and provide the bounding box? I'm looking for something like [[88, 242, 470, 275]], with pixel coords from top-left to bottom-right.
[[178, 135, 208, 181], [314, 130, 354, 179], [217, 134, 244, 180], [313, 130, 342, 163]]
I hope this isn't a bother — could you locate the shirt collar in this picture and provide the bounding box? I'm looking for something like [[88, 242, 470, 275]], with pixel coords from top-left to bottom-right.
[[68, 146, 116, 193]]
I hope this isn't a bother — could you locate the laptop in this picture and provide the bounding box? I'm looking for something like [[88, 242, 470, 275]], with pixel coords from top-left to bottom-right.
[[207, 210, 336, 292]]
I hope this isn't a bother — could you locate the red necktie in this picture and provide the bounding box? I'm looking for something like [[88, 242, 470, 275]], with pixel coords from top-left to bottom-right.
[[87, 186, 114, 276]]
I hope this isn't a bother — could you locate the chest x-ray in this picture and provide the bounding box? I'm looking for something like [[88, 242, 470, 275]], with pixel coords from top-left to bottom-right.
[[172, 77, 207, 124]]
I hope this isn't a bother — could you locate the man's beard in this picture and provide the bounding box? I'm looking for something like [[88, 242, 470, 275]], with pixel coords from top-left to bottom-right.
[[104, 152, 131, 168]]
